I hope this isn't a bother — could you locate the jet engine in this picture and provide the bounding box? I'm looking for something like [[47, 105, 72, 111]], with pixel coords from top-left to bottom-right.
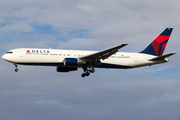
[[64, 58, 85, 67], [56, 66, 77, 72], [64, 58, 77, 66]]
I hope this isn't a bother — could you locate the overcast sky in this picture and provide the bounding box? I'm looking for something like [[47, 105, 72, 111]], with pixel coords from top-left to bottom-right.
[[0, 0, 180, 120]]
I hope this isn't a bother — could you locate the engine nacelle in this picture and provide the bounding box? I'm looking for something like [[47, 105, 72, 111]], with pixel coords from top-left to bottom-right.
[[56, 67, 77, 72], [64, 58, 86, 67], [64, 58, 77, 66]]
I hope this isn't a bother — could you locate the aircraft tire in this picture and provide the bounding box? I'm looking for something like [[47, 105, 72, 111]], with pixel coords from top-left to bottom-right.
[[91, 69, 95, 73], [86, 73, 90, 76], [87, 70, 91, 74], [81, 73, 86, 77], [15, 68, 18, 72]]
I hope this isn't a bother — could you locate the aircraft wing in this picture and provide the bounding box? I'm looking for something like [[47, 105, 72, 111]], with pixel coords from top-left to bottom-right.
[[79, 44, 128, 61]]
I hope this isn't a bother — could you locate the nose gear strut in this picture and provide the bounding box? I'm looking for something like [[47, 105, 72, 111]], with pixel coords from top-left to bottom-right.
[[14, 63, 18, 72]]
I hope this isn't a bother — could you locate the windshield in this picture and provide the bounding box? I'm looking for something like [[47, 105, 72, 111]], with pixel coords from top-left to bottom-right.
[[6, 51, 13, 54]]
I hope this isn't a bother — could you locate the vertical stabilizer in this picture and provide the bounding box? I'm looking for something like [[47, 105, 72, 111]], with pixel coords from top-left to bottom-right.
[[140, 28, 173, 56]]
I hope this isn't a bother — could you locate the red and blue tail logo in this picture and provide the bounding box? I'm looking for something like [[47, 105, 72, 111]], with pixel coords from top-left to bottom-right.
[[140, 28, 173, 56]]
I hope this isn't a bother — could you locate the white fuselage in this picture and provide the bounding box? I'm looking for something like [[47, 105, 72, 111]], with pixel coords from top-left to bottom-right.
[[2, 48, 168, 69]]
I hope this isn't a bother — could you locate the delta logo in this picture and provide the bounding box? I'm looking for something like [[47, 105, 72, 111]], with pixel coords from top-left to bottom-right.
[[26, 50, 30, 53], [26, 50, 50, 54]]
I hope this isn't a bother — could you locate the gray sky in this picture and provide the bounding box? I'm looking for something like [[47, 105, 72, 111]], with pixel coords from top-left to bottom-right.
[[0, 0, 180, 120]]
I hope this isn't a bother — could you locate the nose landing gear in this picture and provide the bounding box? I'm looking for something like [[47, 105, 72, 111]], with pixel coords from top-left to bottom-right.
[[14, 63, 18, 72]]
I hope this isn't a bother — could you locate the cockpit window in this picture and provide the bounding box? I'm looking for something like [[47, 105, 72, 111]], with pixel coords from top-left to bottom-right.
[[6, 51, 13, 54]]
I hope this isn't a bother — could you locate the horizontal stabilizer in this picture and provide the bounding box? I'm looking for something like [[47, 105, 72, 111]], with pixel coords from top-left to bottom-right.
[[148, 53, 176, 61]]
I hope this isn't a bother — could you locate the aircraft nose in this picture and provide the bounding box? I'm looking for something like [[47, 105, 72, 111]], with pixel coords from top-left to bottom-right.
[[2, 54, 5, 59], [2, 54, 7, 60]]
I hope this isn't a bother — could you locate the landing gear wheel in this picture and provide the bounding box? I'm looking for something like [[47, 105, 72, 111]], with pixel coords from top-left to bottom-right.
[[15, 68, 18, 72], [91, 69, 95, 73], [81, 73, 86, 77], [14, 63, 18, 72], [81, 72, 90, 77], [81, 67, 95, 77], [87, 70, 91, 74], [86, 73, 90, 76]]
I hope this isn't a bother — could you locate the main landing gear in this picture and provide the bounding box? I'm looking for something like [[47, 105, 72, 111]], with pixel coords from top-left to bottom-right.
[[14, 63, 18, 72], [81, 67, 95, 77]]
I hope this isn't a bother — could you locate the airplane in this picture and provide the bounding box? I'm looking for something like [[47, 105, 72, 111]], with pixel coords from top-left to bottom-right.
[[2, 28, 176, 77]]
